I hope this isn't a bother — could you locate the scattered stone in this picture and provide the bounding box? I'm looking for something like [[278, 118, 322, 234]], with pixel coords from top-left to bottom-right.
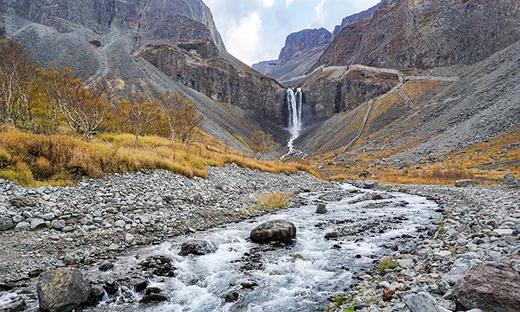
[[51, 220, 66, 231], [316, 203, 328, 214], [10, 196, 38, 208], [37, 268, 91, 312], [404, 292, 447, 312], [14, 221, 30, 231], [86, 285, 105, 306], [250, 220, 297, 244], [125, 233, 135, 244], [452, 261, 520, 312], [140, 256, 175, 277], [30, 218, 47, 230], [0, 217, 14, 231], [455, 179, 474, 187], [98, 262, 114, 272], [503, 174, 520, 187], [179, 240, 217, 256]]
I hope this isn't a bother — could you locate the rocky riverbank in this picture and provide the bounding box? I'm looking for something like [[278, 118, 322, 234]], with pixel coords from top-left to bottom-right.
[[0, 170, 518, 312], [324, 182, 520, 312], [0, 165, 329, 310]]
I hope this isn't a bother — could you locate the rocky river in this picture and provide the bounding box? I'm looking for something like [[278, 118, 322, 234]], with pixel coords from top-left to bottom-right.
[[0, 165, 519, 312]]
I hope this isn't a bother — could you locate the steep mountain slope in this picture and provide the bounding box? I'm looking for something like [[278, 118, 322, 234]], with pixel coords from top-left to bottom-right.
[[314, 0, 520, 70], [287, 0, 520, 162], [252, 28, 332, 83], [297, 41, 520, 162], [0, 0, 286, 151], [332, 1, 382, 37]]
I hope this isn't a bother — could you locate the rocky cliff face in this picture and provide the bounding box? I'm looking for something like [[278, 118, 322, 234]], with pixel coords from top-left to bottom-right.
[[315, 0, 520, 70], [299, 67, 398, 123], [253, 28, 332, 82], [0, 0, 287, 150], [332, 1, 382, 37]]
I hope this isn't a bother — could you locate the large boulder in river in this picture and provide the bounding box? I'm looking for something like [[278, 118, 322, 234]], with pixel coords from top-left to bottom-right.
[[250, 220, 297, 244], [452, 261, 520, 312], [179, 240, 217, 256], [37, 268, 91, 312]]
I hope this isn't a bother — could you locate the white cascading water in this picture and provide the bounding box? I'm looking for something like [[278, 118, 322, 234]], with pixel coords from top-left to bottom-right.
[[286, 88, 303, 154]]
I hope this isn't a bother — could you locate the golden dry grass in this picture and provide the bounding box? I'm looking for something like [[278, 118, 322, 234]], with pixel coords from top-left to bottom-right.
[[0, 128, 318, 187], [241, 192, 292, 216], [320, 128, 520, 186]]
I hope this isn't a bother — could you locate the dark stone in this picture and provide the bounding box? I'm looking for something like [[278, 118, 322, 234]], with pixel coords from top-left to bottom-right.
[[250, 220, 297, 244], [240, 281, 258, 289], [37, 268, 91, 312], [225, 292, 239, 303], [98, 262, 114, 271], [133, 279, 149, 293], [86, 285, 105, 306], [316, 203, 328, 214], [89, 40, 101, 48], [140, 256, 175, 277], [179, 240, 217, 256], [452, 261, 520, 312], [141, 293, 168, 304]]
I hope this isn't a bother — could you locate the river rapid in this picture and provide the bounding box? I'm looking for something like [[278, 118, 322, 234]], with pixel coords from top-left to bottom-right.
[[91, 183, 440, 312]]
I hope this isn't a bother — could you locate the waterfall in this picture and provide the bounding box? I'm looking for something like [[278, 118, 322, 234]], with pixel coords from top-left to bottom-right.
[[286, 88, 303, 154]]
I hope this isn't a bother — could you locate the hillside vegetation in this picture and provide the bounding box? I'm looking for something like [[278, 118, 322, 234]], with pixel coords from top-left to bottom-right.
[[0, 29, 314, 187]]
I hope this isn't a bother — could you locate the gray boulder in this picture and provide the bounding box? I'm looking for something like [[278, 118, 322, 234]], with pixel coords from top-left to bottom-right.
[[250, 220, 297, 244], [452, 261, 520, 312], [179, 240, 217, 256], [9, 196, 38, 208], [37, 268, 91, 312], [404, 292, 448, 312], [0, 216, 14, 231], [503, 174, 520, 187], [30, 218, 47, 230]]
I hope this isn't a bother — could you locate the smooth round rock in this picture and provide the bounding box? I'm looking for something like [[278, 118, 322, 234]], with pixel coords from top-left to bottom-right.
[[250, 220, 297, 244]]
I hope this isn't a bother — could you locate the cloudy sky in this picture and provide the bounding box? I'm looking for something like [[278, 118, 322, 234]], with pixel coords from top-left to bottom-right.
[[205, 0, 379, 65]]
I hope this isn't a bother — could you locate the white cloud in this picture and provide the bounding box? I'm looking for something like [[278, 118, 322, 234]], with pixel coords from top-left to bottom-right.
[[284, 0, 295, 8], [224, 12, 264, 65]]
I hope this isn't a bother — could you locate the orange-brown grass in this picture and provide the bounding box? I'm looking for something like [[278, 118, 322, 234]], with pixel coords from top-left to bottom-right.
[[401, 80, 442, 103], [319, 128, 520, 186], [0, 129, 318, 187]]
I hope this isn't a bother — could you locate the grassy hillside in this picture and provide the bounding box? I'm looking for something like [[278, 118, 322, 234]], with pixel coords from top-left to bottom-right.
[[0, 128, 317, 187]]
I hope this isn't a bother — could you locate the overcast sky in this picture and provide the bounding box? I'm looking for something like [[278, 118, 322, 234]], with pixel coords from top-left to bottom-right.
[[205, 0, 379, 65]]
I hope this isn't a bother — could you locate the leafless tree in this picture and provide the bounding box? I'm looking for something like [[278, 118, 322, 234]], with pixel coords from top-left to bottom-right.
[[46, 67, 111, 141], [157, 91, 202, 144]]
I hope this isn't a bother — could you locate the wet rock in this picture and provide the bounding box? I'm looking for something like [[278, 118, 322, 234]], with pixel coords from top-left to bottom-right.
[[37, 268, 91, 312], [225, 292, 239, 303], [179, 239, 217, 256], [140, 256, 175, 277], [86, 285, 105, 306], [0, 216, 14, 231], [455, 179, 474, 187], [404, 292, 447, 312], [141, 293, 168, 304], [316, 203, 328, 214], [98, 262, 114, 272], [250, 220, 297, 244], [452, 261, 520, 312], [240, 281, 258, 289], [0, 294, 26, 311]]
